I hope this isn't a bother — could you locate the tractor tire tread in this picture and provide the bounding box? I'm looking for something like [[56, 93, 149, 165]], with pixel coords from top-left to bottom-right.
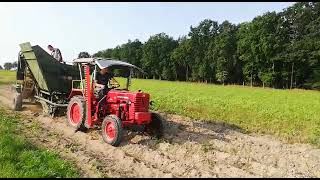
[[67, 95, 87, 131], [145, 113, 164, 139], [101, 115, 123, 146]]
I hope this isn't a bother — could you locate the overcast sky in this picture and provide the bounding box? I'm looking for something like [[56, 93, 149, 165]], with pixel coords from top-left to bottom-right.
[[0, 2, 295, 65]]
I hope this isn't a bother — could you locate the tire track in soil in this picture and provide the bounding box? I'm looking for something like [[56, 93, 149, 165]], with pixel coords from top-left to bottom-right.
[[1, 85, 320, 178]]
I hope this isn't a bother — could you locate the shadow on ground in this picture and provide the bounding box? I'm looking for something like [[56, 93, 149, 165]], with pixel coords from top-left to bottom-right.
[[20, 100, 245, 148], [134, 113, 245, 147]]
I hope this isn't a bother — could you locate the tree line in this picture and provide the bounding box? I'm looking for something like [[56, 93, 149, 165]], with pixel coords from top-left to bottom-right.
[[0, 62, 18, 70], [92, 2, 320, 89]]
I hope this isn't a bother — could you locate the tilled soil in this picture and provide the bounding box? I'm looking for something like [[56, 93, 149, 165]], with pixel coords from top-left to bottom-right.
[[0, 85, 320, 178]]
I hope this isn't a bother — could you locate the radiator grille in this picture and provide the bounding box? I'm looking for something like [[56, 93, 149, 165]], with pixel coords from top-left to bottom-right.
[[134, 96, 148, 112]]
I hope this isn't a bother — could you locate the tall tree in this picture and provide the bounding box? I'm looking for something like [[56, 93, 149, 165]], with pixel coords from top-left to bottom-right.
[[119, 39, 143, 67], [282, 2, 320, 88], [237, 12, 287, 87], [188, 19, 219, 82], [142, 33, 178, 80], [112, 46, 122, 59], [206, 20, 239, 84], [4, 62, 13, 70], [171, 36, 192, 81]]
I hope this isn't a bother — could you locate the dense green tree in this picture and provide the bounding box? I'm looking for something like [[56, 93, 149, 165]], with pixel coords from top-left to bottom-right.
[[141, 33, 178, 80], [3, 62, 13, 70], [119, 39, 143, 67], [206, 20, 239, 84], [188, 19, 219, 82], [282, 2, 320, 88], [171, 36, 192, 81], [237, 11, 288, 87]]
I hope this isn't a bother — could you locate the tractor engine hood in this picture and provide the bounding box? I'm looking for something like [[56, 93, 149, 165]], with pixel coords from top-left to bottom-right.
[[107, 90, 150, 112]]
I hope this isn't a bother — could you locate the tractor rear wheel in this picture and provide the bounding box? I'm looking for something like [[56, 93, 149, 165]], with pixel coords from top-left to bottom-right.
[[12, 93, 22, 111], [101, 115, 123, 146], [67, 96, 87, 131], [145, 113, 164, 139]]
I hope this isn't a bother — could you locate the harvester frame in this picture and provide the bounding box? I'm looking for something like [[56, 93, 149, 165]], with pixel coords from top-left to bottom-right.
[[14, 42, 80, 116]]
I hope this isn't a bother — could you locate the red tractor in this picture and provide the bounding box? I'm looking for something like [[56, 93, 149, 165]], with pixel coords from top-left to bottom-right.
[[67, 58, 163, 146]]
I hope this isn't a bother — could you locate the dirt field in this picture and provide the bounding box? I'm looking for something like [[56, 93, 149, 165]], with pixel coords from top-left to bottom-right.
[[1, 85, 320, 178]]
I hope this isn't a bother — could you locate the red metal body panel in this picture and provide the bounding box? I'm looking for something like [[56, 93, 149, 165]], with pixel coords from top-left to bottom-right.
[[134, 112, 151, 124], [84, 65, 93, 128], [67, 89, 83, 99]]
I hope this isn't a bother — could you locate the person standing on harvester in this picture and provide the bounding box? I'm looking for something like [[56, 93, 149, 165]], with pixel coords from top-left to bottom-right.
[[48, 45, 63, 63]]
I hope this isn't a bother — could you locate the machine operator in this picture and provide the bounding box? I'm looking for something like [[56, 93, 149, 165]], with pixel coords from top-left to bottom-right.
[[94, 67, 118, 101]]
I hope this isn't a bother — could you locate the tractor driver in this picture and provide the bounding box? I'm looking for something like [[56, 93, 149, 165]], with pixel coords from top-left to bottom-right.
[[94, 67, 117, 100]]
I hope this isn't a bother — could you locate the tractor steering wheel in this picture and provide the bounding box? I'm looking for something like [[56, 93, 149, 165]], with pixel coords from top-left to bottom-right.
[[110, 83, 120, 89], [109, 78, 120, 89]]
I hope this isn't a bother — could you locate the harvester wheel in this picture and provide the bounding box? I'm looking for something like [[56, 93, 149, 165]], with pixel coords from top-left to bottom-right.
[[101, 115, 123, 146], [12, 93, 22, 111], [145, 113, 164, 139], [67, 96, 87, 131]]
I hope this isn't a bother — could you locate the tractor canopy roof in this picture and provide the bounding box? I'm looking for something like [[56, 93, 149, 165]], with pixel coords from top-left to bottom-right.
[[73, 57, 145, 74]]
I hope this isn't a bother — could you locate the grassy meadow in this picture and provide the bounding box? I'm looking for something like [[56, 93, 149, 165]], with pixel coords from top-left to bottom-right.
[[127, 78, 320, 145], [0, 108, 79, 178], [0, 70, 16, 85], [0, 70, 80, 177]]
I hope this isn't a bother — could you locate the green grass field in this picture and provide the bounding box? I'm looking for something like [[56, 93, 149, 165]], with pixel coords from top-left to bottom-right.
[[0, 70, 79, 177], [1, 70, 320, 146], [0, 108, 79, 178], [0, 70, 16, 85], [126, 78, 320, 146]]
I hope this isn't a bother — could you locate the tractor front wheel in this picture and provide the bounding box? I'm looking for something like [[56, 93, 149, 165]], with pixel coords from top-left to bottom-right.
[[101, 115, 123, 146], [66, 96, 87, 131], [145, 113, 164, 139]]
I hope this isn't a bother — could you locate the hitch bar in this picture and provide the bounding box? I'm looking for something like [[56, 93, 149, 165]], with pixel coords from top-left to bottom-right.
[[34, 95, 68, 107]]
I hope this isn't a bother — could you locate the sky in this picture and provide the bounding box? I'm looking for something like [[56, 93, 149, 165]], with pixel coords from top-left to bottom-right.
[[0, 2, 295, 65]]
